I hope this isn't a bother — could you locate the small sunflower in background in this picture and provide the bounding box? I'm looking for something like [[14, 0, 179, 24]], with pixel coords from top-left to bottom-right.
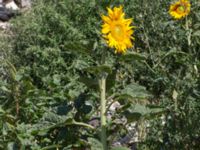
[[101, 6, 134, 54], [169, 0, 191, 19]]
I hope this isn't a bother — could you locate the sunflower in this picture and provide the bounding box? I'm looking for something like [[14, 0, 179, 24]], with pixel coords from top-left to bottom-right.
[[101, 6, 134, 54], [169, 0, 191, 19]]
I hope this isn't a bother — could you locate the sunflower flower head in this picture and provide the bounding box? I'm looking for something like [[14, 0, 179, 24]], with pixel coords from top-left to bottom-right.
[[101, 6, 134, 54], [169, 0, 191, 19]]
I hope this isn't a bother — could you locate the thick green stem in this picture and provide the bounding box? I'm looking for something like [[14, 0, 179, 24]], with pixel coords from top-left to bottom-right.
[[99, 76, 107, 150], [185, 17, 191, 47]]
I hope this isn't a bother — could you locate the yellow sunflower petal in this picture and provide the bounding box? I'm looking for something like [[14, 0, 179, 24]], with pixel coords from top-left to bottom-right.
[[124, 18, 132, 25], [102, 15, 111, 24], [169, 0, 191, 19], [113, 6, 123, 19], [101, 24, 110, 34], [101, 5, 134, 54], [107, 7, 114, 18]]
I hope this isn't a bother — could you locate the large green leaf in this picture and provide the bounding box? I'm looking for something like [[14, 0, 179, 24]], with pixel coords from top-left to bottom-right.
[[123, 104, 165, 123], [85, 65, 112, 76], [88, 138, 103, 150], [120, 52, 146, 62], [0, 86, 11, 93], [193, 30, 200, 37], [117, 83, 151, 101], [79, 77, 98, 90], [79, 70, 116, 91], [106, 70, 117, 92], [0, 107, 5, 114]]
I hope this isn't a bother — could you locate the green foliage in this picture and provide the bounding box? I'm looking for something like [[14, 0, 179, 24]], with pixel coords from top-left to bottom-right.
[[88, 138, 103, 150], [0, 0, 199, 149], [122, 104, 165, 123], [111, 147, 130, 150]]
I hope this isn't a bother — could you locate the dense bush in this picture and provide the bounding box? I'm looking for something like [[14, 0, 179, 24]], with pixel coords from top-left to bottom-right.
[[0, 0, 199, 149]]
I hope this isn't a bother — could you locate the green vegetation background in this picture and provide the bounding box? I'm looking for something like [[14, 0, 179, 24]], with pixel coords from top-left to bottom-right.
[[0, 0, 199, 149]]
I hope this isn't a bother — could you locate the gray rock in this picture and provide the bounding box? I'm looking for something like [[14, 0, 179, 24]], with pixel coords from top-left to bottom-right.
[[0, 6, 15, 21], [0, 13, 9, 21], [0, 0, 4, 7], [0, 22, 11, 29], [5, 0, 19, 10], [15, 0, 31, 8], [21, 0, 31, 7]]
